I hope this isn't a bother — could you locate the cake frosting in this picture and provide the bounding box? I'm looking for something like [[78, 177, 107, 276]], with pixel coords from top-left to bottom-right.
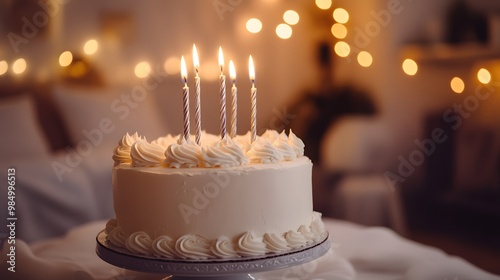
[[108, 130, 327, 260]]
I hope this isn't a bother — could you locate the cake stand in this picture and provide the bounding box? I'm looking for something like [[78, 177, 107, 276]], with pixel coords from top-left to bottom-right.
[[96, 230, 330, 279]]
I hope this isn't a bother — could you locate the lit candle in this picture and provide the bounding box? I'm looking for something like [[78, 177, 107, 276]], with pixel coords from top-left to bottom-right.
[[249, 55, 257, 143], [193, 44, 202, 146], [218, 47, 227, 139], [229, 60, 237, 138], [180, 56, 190, 142]]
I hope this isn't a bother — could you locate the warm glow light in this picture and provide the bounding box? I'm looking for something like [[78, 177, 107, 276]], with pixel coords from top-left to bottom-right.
[[164, 56, 180, 75], [334, 41, 350, 57], [0, 61, 8, 76], [450, 77, 465, 94], [12, 58, 27, 74], [357, 51, 373, 67], [315, 0, 332, 10], [402, 58, 418, 76], [218, 47, 224, 70], [193, 44, 200, 71], [246, 18, 262, 33], [59, 51, 73, 67], [229, 60, 236, 81], [249, 55, 255, 81], [477, 68, 491, 84], [333, 8, 349, 24], [276, 23, 292, 39], [83, 39, 98, 55], [134, 61, 151, 78], [283, 10, 299, 25], [180, 56, 187, 82], [331, 23, 347, 39]]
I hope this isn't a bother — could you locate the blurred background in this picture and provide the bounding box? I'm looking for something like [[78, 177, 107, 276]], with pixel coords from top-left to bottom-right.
[[0, 0, 499, 274]]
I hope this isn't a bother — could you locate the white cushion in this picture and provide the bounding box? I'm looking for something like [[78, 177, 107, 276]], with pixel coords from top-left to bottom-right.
[[0, 95, 50, 159], [53, 85, 168, 149]]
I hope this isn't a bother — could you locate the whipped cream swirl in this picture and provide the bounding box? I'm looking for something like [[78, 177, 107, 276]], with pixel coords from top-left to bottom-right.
[[237, 231, 268, 257], [130, 139, 166, 167], [288, 129, 305, 157], [175, 234, 213, 260], [263, 233, 289, 252], [247, 137, 284, 163], [210, 235, 239, 259], [202, 137, 249, 168], [125, 231, 152, 255], [152, 235, 177, 258], [273, 131, 297, 161], [113, 132, 142, 165], [165, 138, 202, 168], [285, 230, 308, 249]]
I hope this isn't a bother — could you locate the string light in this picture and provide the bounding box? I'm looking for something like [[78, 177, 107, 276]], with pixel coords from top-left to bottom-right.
[[333, 8, 349, 24], [134, 61, 151, 78], [59, 51, 73, 67], [0, 61, 8, 76], [12, 58, 27, 74], [246, 18, 263, 33], [450, 77, 465, 94], [315, 0, 332, 10], [276, 23, 292, 39], [283, 10, 299, 25], [331, 23, 347, 39], [83, 39, 98, 55], [477, 68, 491, 84], [402, 59, 418, 76], [357, 51, 373, 67], [334, 41, 350, 57]]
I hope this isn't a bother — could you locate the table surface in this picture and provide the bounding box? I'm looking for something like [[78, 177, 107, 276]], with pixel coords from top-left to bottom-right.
[[1, 218, 499, 280]]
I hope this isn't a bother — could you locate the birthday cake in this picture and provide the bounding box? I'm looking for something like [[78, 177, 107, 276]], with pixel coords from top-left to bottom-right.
[[105, 130, 327, 260]]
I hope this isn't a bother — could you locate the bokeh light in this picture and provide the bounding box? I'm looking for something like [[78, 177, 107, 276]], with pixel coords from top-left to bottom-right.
[[12, 58, 27, 74], [276, 23, 292, 39], [0, 61, 8, 76], [134, 61, 151, 78], [315, 0, 332, 10], [357, 51, 373, 67], [59, 51, 73, 67], [334, 41, 350, 57], [164, 56, 180, 75], [283, 10, 299, 25], [333, 8, 349, 24], [331, 23, 347, 39], [402, 58, 418, 76], [450, 77, 465, 94], [246, 18, 263, 34], [83, 39, 99, 55], [477, 68, 491, 84]]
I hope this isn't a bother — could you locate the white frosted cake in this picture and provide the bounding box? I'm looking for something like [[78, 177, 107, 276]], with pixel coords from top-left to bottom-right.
[[105, 130, 326, 260]]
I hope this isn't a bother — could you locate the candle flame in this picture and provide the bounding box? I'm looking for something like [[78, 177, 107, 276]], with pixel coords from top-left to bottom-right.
[[180, 55, 188, 83], [229, 60, 236, 81], [249, 55, 255, 82], [193, 44, 200, 71], [218, 47, 224, 71]]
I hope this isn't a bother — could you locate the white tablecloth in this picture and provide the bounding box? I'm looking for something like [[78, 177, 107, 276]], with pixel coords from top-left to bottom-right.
[[1, 218, 499, 280]]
